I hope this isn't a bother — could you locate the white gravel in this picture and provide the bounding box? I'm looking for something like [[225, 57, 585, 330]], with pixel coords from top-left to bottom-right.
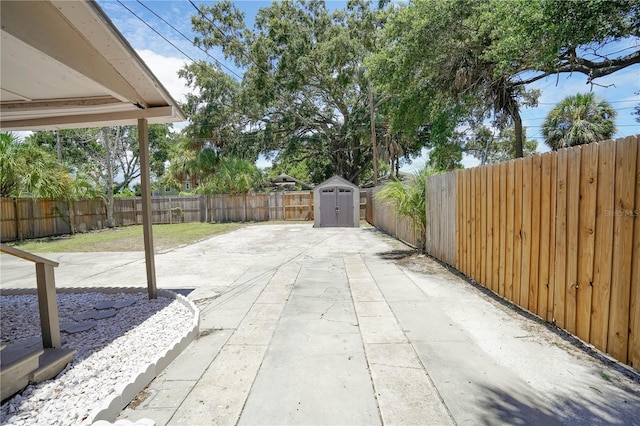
[[1, 292, 194, 426]]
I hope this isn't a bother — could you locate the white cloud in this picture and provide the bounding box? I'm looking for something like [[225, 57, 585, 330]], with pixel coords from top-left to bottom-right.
[[137, 49, 190, 104], [136, 50, 191, 130]]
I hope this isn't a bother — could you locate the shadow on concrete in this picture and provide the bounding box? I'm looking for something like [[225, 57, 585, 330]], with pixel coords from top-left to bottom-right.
[[376, 249, 417, 260], [477, 383, 640, 425]]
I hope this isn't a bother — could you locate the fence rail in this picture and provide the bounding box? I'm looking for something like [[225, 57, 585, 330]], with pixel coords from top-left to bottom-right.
[[1, 191, 369, 242], [422, 135, 640, 371]]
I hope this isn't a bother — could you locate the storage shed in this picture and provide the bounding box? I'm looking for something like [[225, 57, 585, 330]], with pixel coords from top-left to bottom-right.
[[313, 175, 360, 228]]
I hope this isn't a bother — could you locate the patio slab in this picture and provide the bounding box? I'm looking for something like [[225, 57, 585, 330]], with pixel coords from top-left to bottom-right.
[[3, 224, 640, 425]]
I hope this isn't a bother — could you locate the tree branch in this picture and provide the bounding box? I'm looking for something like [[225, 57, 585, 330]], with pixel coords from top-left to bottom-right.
[[555, 50, 640, 82], [511, 50, 640, 88]]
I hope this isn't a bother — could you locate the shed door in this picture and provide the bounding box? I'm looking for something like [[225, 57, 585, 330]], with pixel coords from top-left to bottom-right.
[[320, 186, 354, 227]]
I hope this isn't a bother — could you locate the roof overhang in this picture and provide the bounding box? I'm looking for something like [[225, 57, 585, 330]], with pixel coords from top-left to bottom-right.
[[0, 0, 185, 131]]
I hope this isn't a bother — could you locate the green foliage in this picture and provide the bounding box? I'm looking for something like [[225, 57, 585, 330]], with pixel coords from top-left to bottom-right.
[[69, 171, 103, 200], [26, 124, 174, 195], [477, 0, 640, 78], [374, 167, 436, 249], [358, 159, 391, 186], [266, 157, 312, 184], [184, 0, 421, 184], [368, 0, 638, 163], [466, 126, 538, 164], [26, 129, 101, 168], [367, 0, 539, 159], [542, 93, 617, 150], [0, 132, 21, 197], [114, 188, 137, 198], [196, 157, 265, 195], [0, 132, 74, 199], [179, 62, 247, 150]]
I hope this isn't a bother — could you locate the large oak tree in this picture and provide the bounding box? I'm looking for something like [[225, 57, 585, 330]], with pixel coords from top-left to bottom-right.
[[367, 0, 639, 165], [184, 0, 421, 184]]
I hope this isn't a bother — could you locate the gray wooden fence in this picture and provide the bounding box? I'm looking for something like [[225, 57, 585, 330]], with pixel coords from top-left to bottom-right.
[[1, 192, 369, 242]]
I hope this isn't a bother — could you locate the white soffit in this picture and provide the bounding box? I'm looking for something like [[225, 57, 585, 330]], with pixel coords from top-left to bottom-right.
[[0, 0, 185, 131]]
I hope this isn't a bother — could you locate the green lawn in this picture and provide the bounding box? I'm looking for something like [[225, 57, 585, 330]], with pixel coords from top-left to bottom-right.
[[8, 222, 245, 253]]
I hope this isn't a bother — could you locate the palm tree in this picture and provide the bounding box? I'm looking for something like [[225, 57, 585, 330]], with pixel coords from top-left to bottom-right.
[[0, 132, 21, 197], [199, 157, 265, 195], [0, 132, 73, 199], [542, 93, 617, 150], [374, 167, 435, 250]]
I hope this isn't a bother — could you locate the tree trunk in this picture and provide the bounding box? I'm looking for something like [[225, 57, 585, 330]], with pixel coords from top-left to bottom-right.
[[513, 107, 524, 158], [369, 84, 378, 186], [56, 131, 62, 162], [102, 128, 116, 228]]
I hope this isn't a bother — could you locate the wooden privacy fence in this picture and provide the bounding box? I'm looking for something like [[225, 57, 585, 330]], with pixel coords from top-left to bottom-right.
[[0, 198, 106, 241], [365, 187, 420, 248], [424, 135, 640, 371], [1, 191, 369, 242]]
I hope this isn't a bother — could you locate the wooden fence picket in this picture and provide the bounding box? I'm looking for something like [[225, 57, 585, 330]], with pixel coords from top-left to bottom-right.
[[505, 161, 516, 301], [474, 167, 482, 283], [590, 140, 616, 351], [484, 166, 493, 291], [537, 153, 553, 319], [576, 143, 598, 342], [553, 149, 568, 328], [492, 164, 501, 294], [520, 156, 533, 307], [529, 155, 543, 315], [565, 147, 582, 334], [498, 161, 507, 297], [480, 166, 488, 287], [608, 136, 638, 362], [512, 159, 524, 307], [629, 140, 640, 369]]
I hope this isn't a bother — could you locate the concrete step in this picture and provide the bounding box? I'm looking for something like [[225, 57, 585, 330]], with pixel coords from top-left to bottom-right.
[[1, 338, 76, 402], [31, 348, 76, 383], [1, 342, 44, 402]]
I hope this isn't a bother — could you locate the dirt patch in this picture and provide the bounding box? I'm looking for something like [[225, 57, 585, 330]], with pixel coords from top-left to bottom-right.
[[126, 388, 151, 409], [397, 253, 460, 279], [376, 249, 417, 260]]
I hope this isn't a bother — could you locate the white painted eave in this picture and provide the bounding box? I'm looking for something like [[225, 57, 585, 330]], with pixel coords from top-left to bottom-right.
[[0, 0, 185, 131]]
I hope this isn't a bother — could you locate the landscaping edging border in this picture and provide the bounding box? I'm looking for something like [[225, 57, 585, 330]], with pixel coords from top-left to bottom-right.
[[0, 287, 200, 423]]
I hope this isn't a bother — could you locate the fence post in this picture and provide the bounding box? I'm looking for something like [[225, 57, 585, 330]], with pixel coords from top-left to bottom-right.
[[14, 198, 21, 241], [199, 195, 206, 223], [68, 200, 75, 234], [134, 198, 139, 225], [244, 193, 247, 222]]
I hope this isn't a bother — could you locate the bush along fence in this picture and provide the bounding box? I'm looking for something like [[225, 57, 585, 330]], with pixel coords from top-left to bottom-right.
[[364, 187, 420, 248], [421, 135, 639, 372], [0, 191, 369, 242]]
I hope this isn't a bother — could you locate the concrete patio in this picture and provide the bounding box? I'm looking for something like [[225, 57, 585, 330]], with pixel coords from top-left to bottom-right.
[[2, 223, 640, 425]]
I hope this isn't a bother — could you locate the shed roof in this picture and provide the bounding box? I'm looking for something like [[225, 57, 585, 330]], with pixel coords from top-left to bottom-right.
[[0, 0, 185, 131], [271, 173, 313, 189], [314, 175, 358, 191]]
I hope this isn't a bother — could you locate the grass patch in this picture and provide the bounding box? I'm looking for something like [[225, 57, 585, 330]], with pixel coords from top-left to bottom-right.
[[8, 222, 245, 253]]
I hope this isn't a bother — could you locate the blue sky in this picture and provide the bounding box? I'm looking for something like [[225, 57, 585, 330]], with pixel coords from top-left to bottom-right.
[[97, 0, 640, 170]]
